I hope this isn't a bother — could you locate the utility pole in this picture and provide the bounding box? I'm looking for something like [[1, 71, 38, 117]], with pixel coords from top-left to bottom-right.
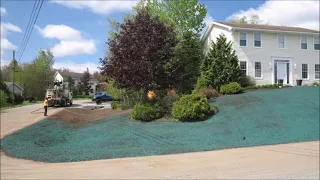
[[12, 50, 16, 104]]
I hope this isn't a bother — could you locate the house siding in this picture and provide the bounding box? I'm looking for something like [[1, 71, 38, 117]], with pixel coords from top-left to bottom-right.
[[203, 24, 320, 86], [203, 25, 233, 55]]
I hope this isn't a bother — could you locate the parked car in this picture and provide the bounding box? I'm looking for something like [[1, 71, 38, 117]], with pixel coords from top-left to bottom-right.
[[92, 93, 113, 104]]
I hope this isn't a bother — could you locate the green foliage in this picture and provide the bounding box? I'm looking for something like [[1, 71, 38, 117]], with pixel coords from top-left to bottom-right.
[[145, 0, 207, 93], [0, 90, 8, 107], [67, 76, 74, 88], [193, 75, 211, 93], [199, 34, 241, 90], [13, 94, 24, 105], [146, 0, 207, 36], [220, 82, 243, 95], [159, 90, 180, 115], [80, 68, 91, 95], [199, 87, 219, 99], [111, 101, 120, 110], [228, 14, 262, 24], [240, 75, 255, 87], [172, 94, 211, 121], [8, 60, 24, 87], [0, 81, 12, 103], [73, 95, 92, 99], [131, 103, 166, 122], [23, 50, 55, 100], [312, 82, 320, 86], [244, 84, 280, 90]]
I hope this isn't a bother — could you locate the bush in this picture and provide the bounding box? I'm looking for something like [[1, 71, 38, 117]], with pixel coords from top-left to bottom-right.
[[26, 96, 36, 103], [0, 90, 8, 107], [199, 87, 219, 99], [240, 75, 255, 87], [13, 94, 24, 105], [159, 90, 180, 115], [73, 95, 92, 99], [172, 94, 212, 121], [312, 82, 320, 86], [220, 82, 243, 94], [131, 103, 166, 122], [193, 75, 211, 93], [111, 101, 120, 109], [244, 84, 280, 91]]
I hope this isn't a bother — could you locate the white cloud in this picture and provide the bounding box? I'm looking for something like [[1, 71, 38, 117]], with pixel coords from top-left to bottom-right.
[[36, 24, 97, 57], [51, 0, 137, 15], [1, 7, 7, 16], [51, 40, 96, 57], [0, 22, 22, 63], [35, 24, 82, 41], [1, 38, 17, 50], [53, 61, 100, 73], [227, 1, 320, 30]]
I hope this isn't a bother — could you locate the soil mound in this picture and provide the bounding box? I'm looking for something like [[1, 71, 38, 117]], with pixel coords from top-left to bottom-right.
[[47, 108, 131, 123]]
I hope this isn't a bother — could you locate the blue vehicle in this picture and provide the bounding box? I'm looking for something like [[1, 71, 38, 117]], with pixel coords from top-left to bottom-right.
[[92, 93, 113, 104]]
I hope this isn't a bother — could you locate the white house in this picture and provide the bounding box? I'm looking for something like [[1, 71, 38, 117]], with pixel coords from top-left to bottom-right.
[[202, 22, 320, 86], [53, 71, 98, 96], [4, 82, 24, 96]]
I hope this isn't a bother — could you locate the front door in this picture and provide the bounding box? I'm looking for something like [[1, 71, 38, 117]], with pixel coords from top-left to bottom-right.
[[277, 62, 287, 84]]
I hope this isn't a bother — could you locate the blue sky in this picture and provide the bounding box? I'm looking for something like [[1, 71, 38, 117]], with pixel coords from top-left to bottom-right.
[[1, 0, 318, 73]]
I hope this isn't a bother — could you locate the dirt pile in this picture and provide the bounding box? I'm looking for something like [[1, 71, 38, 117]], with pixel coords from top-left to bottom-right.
[[47, 108, 131, 123]]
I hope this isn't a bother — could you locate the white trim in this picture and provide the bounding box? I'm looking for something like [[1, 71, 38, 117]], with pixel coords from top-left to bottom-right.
[[201, 22, 233, 43], [313, 36, 320, 51], [300, 36, 308, 50], [271, 57, 293, 85], [277, 34, 286, 49], [233, 27, 319, 35], [212, 22, 233, 30], [254, 61, 263, 79], [239, 32, 248, 47], [301, 63, 309, 80], [253, 32, 262, 48]]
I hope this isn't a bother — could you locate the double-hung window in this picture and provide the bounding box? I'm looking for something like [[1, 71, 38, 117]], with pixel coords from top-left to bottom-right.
[[254, 33, 261, 47], [301, 36, 308, 49], [302, 64, 308, 79], [315, 64, 320, 79], [254, 62, 262, 78], [239, 32, 247, 47], [314, 37, 320, 50], [240, 61, 247, 76], [278, 34, 285, 49]]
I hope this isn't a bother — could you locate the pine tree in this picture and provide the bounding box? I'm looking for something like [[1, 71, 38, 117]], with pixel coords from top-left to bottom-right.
[[80, 68, 91, 95], [197, 34, 241, 90]]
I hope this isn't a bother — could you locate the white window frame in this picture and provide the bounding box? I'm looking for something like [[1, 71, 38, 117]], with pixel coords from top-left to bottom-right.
[[300, 36, 308, 50], [239, 32, 247, 47], [313, 36, 320, 51], [277, 34, 286, 49], [301, 64, 309, 80], [254, 61, 263, 79], [315, 64, 320, 79], [253, 32, 262, 48], [240, 61, 247, 76]]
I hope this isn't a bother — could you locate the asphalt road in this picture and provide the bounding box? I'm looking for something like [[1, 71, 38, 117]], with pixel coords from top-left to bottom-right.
[[0, 101, 319, 179]]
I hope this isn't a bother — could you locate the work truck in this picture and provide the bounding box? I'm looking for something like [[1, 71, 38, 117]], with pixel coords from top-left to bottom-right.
[[45, 81, 73, 107]]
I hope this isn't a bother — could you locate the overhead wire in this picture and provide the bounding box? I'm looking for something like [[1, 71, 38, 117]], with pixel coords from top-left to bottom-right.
[[17, 0, 44, 62], [16, 0, 38, 63]]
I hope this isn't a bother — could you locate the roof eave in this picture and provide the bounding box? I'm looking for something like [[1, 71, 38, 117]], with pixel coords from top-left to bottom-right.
[[232, 27, 320, 35]]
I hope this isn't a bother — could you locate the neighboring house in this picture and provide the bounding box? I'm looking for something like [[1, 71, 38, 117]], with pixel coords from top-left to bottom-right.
[[4, 82, 24, 96], [54, 71, 98, 96], [202, 22, 320, 86]]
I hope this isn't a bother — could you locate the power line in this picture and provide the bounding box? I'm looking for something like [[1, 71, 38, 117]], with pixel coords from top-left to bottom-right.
[[16, 0, 38, 62], [17, 0, 44, 62]]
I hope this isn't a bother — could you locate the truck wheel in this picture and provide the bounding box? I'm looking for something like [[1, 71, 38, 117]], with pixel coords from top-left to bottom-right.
[[70, 100, 73, 106], [96, 99, 102, 105]]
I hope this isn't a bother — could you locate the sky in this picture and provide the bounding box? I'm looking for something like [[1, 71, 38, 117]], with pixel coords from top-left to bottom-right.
[[1, 0, 319, 73]]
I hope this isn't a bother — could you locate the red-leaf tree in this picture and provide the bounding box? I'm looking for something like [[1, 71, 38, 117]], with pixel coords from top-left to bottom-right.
[[100, 10, 177, 91]]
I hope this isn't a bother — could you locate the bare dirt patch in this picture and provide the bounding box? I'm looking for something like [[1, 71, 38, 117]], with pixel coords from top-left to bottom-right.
[[47, 108, 131, 123]]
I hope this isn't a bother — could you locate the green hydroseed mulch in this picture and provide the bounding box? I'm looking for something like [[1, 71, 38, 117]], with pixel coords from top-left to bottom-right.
[[1, 87, 319, 163]]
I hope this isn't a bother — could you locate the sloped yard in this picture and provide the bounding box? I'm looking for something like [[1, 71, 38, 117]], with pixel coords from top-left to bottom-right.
[[1, 87, 319, 163]]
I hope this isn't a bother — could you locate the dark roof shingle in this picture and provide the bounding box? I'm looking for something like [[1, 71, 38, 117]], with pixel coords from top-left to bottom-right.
[[217, 22, 320, 34]]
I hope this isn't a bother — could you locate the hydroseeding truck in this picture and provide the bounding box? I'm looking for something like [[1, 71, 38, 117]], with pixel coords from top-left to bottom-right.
[[45, 80, 73, 107]]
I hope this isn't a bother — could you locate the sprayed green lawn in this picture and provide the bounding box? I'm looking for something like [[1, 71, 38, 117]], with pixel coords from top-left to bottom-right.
[[1, 87, 319, 163]]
